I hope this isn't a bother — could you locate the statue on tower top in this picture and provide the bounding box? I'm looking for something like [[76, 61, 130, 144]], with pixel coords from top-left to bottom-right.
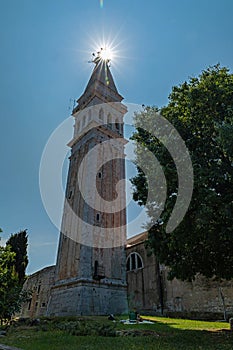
[[92, 47, 112, 65]]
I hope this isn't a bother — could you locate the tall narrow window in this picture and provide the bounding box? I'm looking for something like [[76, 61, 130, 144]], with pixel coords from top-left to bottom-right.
[[99, 108, 104, 121], [131, 253, 136, 270], [82, 115, 86, 127], [115, 118, 119, 131], [107, 113, 111, 127], [94, 260, 98, 276], [96, 213, 100, 222]]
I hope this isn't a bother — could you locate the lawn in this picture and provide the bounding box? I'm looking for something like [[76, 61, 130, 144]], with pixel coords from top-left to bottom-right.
[[0, 316, 232, 350]]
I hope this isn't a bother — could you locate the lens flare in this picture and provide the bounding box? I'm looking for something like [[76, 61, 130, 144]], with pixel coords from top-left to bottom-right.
[[100, 0, 104, 8], [99, 47, 113, 61]]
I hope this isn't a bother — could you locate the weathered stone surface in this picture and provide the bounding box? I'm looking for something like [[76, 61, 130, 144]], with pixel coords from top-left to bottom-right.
[[20, 265, 55, 318], [126, 232, 233, 317], [48, 279, 128, 316], [48, 57, 128, 316], [165, 271, 233, 315], [127, 234, 161, 312]]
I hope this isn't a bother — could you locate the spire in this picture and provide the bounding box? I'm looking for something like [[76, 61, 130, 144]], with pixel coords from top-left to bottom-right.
[[73, 53, 123, 114], [84, 59, 118, 94]]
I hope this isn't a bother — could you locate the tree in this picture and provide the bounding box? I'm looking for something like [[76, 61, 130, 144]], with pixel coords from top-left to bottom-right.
[[6, 230, 28, 285], [0, 229, 29, 323], [131, 64, 233, 281]]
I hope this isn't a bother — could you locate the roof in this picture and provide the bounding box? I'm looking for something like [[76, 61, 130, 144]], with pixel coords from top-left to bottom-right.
[[27, 265, 56, 278], [84, 59, 119, 95], [126, 231, 148, 247], [73, 58, 123, 113]]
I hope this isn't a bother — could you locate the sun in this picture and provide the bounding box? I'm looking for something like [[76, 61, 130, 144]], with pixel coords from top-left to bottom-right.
[[98, 47, 114, 61], [87, 34, 126, 70]]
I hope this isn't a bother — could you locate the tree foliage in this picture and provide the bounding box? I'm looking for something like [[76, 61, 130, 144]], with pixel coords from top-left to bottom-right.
[[6, 230, 28, 285], [0, 229, 29, 323], [131, 65, 233, 281]]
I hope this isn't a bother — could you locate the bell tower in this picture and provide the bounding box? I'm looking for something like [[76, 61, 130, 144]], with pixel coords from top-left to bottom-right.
[[47, 52, 128, 315]]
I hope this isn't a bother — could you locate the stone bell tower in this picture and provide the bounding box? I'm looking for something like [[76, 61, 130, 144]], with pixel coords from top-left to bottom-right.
[[47, 51, 128, 315]]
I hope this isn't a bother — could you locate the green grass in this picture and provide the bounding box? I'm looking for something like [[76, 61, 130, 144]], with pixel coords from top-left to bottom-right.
[[0, 316, 232, 350]]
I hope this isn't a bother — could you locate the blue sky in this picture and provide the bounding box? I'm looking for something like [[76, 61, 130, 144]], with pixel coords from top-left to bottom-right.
[[1, 0, 233, 274]]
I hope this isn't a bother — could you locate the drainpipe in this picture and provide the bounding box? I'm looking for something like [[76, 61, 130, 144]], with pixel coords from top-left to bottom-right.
[[219, 287, 227, 321], [141, 268, 145, 309], [156, 260, 164, 315]]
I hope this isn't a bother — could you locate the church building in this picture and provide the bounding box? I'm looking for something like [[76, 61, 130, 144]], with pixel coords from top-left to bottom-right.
[[20, 51, 233, 319]]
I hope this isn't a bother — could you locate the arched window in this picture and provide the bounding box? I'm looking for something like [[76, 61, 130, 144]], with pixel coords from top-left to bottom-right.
[[126, 252, 143, 271], [99, 108, 104, 121]]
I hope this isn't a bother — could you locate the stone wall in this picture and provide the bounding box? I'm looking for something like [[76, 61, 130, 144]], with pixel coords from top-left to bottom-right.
[[48, 279, 128, 316], [126, 233, 233, 318], [20, 266, 55, 318], [164, 271, 233, 316], [20, 232, 233, 319]]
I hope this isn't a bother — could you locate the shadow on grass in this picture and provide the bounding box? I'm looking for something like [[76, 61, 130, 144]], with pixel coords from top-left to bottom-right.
[[0, 317, 232, 350]]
